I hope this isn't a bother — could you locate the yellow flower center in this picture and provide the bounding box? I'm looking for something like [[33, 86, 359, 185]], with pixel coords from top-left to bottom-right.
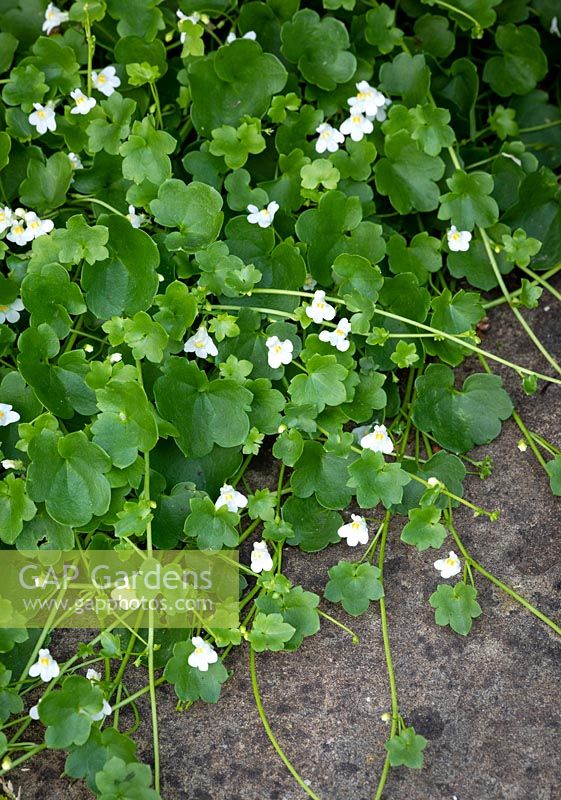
[[13, 224, 24, 235], [335, 328, 345, 336], [374, 431, 385, 440], [351, 521, 361, 529], [37, 110, 46, 119], [0, 305, 7, 312], [98, 74, 107, 84], [224, 492, 233, 501], [194, 339, 205, 348], [316, 301, 325, 309], [40, 657, 51, 666], [76, 95, 85, 104], [352, 115, 362, 124], [0, 410, 4, 420], [320, 130, 330, 138], [451, 232, 460, 240], [30, 221, 40, 229], [263, 209, 270, 217], [356, 91, 370, 100], [445, 557, 457, 568], [274, 345, 282, 352], [195, 646, 205, 655]]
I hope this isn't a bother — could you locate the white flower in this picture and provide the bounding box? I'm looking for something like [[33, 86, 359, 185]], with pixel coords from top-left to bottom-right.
[[28, 101, 57, 135], [247, 201, 279, 228], [447, 226, 472, 253], [360, 424, 394, 455], [7, 220, 34, 247], [433, 551, 462, 579], [184, 326, 218, 359], [339, 112, 373, 143], [68, 152, 83, 170], [337, 514, 369, 547], [367, 96, 392, 124], [318, 318, 351, 352], [1, 459, 20, 470], [0, 298, 24, 324], [348, 81, 388, 116], [517, 439, 528, 452], [550, 16, 561, 36], [188, 636, 218, 672], [177, 10, 201, 24], [251, 541, 273, 573], [91, 66, 121, 98], [126, 205, 145, 229], [42, 2, 69, 35], [29, 703, 40, 720], [28, 649, 60, 682], [86, 668, 101, 682], [265, 335, 293, 369], [24, 212, 54, 240], [226, 30, 257, 43], [0, 207, 14, 234], [215, 484, 247, 513], [109, 352, 122, 364], [90, 699, 112, 722], [70, 89, 97, 115], [302, 274, 317, 291], [83, 343, 94, 353], [305, 290, 336, 324], [315, 122, 345, 154]]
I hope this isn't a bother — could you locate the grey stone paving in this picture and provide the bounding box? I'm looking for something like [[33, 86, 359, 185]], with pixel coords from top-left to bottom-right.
[[12, 294, 561, 800]]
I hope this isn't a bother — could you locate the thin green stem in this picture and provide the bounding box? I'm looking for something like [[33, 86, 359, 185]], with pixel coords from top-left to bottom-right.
[[517, 263, 561, 305], [249, 647, 321, 800], [373, 512, 398, 800], [483, 262, 561, 310], [317, 609, 359, 643], [518, 118, 561, 134], [84, 12, 94, 97], [71, 195, 127, 217], [0, 744, 47, 776], [511, 409, 548, 471]]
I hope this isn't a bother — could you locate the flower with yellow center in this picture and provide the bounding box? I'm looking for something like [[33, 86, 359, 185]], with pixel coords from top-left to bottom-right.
[[446, 225, 472, 252], [188, 636, 218, 672], [433, 551, 462, 579], [338, 514, 369, 547], [360, 424, 394, 455], [215, 484, 247, 512], [184, 326, 218, 359], [29, 648, 60, 682]]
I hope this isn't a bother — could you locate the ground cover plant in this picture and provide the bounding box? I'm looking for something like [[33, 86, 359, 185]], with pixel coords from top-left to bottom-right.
[[0, 0, 560, 797]]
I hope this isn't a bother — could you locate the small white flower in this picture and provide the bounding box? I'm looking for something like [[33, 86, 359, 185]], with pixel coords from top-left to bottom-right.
[[250, 541, 273, 573], [24, 212, 54, 240], [367, 96, 392, 124], [184, 326, 218, 359], [90, 699, 112, 721], [83, 343, 94, 353], [13, 207, 25, 219], [0, 403, 20, 427], [91, 66, 121, 98], [28, 649, 60, 682], [318, 318, 351, 352], [126, 205, 145, 229], [447, 225, 472, 253], [42, 2, 69, 35], [517, 439, 528, 452], [29, 703, 40, 720], [550, 16, 561, 36], [215, 484, 247, 513], [109, 352, 122, 364], [70, 88, 97, 115], [315, 122, 345, 154], [339, 113, 373, 143], [0, 206, 14, 233], [247, 201, 279, 228], [68, 152, 83, 170], [360, 424, 394, 455], [86, 668, 102, 682], [348, 81, 388, 117], [434, 551, 462, 579], [302, 274, 317, 291], [1, 459, 20, 470], [337, 514, 369, 547], [427, 476, 441, 488], [7, 220, 34, 247], [0, 298, 24, 324], [28, 101, 57, 135], [305, 290, 336, 324], [265, 335, 293, 369], [188, 636, 218, 672], [226, 30, 257, 43]]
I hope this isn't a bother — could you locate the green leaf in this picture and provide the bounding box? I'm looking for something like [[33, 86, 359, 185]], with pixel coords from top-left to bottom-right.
[[386, 232, 442, 284], [391, 340, 419, 368], [365, 4, 403, 53], [23, 36, 80, 94], [183, 496, 239, 550], [39, 676, 104, 749], [281, 9, 356, 91], [164, 640, 228, 703], [324, 560, 384, 616], [91, 379, 158, 468], [272, 428, 304, 466], [21, 262, 86, 338], [255, 586, 319, 649], [501, 228, 542, 267], [288, 354, 348, 412], [82, 215, 159, 319], [385, 727, 427, 769], [150, 179, 223, 253], [400, 506, 448, 550], [282, 495, 342, 552], [247, 488, 276, 522], [425, 288, 485, 365], [118, 311, 168, 363], [66, 728, 138, 794], [95, 757, 160, 800], [379, 52, 430, 106], [106, 0, 164, 41], [189, 40, 287, 136], [27, 429, 112, 526], [119, 116, 176, 185], [291, 440, 354, 509], [483, 24, 548, 97], [374, 131, 445, 213], [154, 357, 253, 458], [19, 152, 73, 212], [87, 92, 136, 155], [412, 15, 455, 59], [438, 170, 499, 230], [209, 119, 266, 170], [154, 281, 197, 342], [429, 582, 482, 635], [412, 364, 513, 453], [52, 214, 109, 265], [489, 105, 518, 140], [347, 450, 411, 509], [248, 612, 296, 652], [2, 64, 48, 110], [545, 456, 561, 496], [0, 474, 37, 544]]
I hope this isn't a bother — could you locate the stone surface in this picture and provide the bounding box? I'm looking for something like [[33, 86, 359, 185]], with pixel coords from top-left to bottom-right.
[[12, 292, 561, 800]]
